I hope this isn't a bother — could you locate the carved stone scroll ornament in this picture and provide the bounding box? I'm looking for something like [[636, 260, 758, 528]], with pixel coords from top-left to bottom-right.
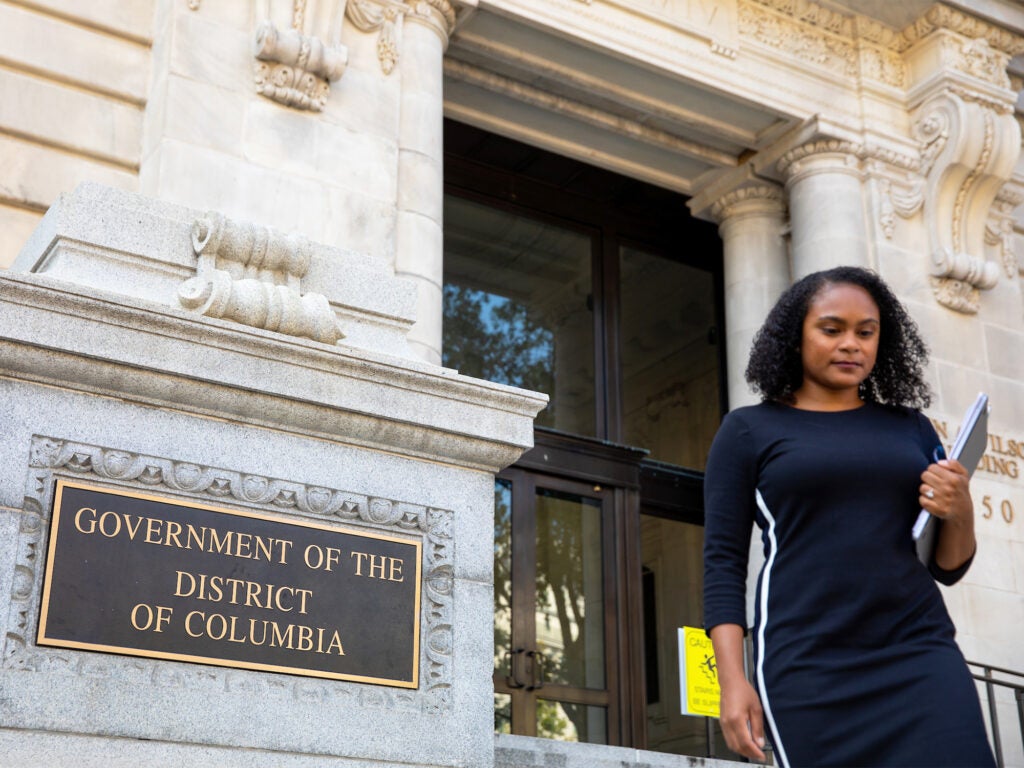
[[253, 1, 348, 111], [912, 91, 1021, 313], [7, 436, 454, 713], [177, 212, 343, 345]]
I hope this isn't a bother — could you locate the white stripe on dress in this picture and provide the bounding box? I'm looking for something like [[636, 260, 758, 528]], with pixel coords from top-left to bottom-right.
[[755, 489, 791, 768]]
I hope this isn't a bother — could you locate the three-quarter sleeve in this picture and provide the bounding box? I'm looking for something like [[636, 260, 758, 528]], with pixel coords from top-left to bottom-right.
[[703, 410, 759, 634]]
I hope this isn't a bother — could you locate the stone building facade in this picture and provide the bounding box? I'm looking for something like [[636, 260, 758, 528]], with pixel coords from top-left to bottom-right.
[[0, 1, 1023, 766]]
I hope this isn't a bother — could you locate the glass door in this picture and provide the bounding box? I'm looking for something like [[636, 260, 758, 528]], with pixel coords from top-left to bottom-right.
[[494, 470, 617, 744]]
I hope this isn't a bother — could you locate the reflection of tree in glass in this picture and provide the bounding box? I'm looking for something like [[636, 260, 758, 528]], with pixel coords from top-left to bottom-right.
[[494, 481, 513, 735], [536, 495, 601, 741], [537, 700, 571, 740], [443, 285, 555, 426]]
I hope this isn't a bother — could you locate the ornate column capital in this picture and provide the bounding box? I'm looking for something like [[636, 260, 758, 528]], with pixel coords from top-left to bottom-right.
[[346, 0, 474, 73], [404, 0, 457, 43], [709, 185, 785, 225], [776, 139, 864, 183]]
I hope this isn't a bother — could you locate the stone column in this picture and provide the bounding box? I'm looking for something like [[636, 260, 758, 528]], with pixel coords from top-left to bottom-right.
[[710, 186, 789, 410], [394, 1, 456, 365], [778, 141, 869, 279]]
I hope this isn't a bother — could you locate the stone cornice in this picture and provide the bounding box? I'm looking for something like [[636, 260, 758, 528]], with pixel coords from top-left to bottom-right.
[[901, 4, 1024, 56], [745, 0, 1024, 56], [0, 273, 547, 473], [740, 0, 1024, 90]]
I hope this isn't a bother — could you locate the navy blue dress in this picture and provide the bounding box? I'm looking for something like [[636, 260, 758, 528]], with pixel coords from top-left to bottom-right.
[[703, 402, 994, 768]]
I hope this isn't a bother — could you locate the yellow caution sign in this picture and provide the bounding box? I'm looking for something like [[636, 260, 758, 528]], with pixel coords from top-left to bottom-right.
[[678, 626, 720, 718]]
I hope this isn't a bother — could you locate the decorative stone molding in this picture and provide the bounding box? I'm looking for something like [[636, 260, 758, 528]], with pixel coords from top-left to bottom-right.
[[739, 1, 857, 80], [777, 139, 863, 180], [987, 185, 1024, 279], [253, 1, 348, 111], [346, 0, 469, 73], [177, 212, 343, 345], [902, 4, 1024, 57], [877, 177, 925, 240], [912, 89, 1021, 313], [7, 436, 455, 714], [709, 185, 785, 223], [739, 0, 1024, 91], [346, 0, 404, 74], [740, 0, 905, 87]]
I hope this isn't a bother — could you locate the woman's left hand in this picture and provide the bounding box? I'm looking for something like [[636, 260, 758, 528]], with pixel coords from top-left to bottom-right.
[[919, 459, 973, 526]]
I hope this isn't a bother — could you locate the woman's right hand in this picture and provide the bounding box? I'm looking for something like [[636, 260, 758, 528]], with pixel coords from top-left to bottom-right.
[[718, 677, 766, 763]]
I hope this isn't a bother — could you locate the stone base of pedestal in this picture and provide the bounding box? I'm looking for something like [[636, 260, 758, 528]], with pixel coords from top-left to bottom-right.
[[0, 186, 545, 768]]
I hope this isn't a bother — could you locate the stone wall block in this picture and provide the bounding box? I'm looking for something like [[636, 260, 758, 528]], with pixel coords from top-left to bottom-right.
[[0, 4, 150, 104], [21, 0, 155, 42], [906, 301, 989, 369], [313, 122, 399, 203], [0, 135, 137, 213], [162, 75, 248, 156], [0, 69, 142, 169], [321, 63, 401, 138], [323, 185, 397, 262], [169, 9, 252, 93], [933, 359, 1012, 427], [242, 100, 399, 202], [0, 208, 42, 270], [965, 531, 1019, 592], [983, 324, 1024, 380], [145, 141, 328, 245]]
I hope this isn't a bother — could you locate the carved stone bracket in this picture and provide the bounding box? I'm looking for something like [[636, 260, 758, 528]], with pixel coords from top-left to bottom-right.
[[6, 436, 455, 713], [912, 89, 1021, 313], [253, 1, 348, 111], [177, 212, 344, 345]]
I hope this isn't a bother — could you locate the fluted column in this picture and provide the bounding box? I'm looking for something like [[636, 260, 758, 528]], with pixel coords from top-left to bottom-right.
[[779, 141, 868, 279], [710, 185, 789, 410], [393, 1, 457, 365]]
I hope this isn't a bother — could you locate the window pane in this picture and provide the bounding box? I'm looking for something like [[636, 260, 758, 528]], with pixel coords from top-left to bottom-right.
[[495, 692, 512, 735], [443, 195, 595, 436], [535, 488, 604, 689], [641, 513, 722, 758], [537, 700, 607, 745], [494, 479, 512, 680], [620, 246, 720, 468]]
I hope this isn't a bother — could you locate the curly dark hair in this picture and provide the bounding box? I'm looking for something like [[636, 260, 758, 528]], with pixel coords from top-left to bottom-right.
[[745, 266, 931, 408]]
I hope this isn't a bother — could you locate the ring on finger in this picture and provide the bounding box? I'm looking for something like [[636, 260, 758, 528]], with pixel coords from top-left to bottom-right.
[[925, 488, 935, 500]]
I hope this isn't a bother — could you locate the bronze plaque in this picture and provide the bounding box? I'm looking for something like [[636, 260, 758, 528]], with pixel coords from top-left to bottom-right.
[[38, 480, 422, 687]]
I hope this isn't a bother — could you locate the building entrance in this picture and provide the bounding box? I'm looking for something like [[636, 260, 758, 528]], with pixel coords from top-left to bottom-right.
[[442, 120, 735, 757]]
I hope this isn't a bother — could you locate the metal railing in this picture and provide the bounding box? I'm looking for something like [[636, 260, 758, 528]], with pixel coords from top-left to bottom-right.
[[968, 661, 1024, 768]]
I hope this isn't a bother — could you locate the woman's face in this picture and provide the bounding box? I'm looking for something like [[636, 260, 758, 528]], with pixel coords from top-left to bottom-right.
[[796, 282, 880, 403]]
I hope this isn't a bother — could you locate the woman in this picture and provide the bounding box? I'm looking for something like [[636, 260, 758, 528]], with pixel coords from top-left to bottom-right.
[[703, 266, 994, 767]]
